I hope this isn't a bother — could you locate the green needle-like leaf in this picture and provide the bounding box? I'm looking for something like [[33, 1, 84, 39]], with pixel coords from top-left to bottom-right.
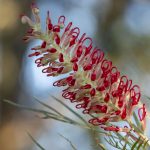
[[122, 143, 127, 150], [131, 137, 141, 150], [3, 99, 80, 125], [137, 142, 143, 150], [3, 99, 54, 116], [97, 143, 107, 150], [27, 132, 45, 150], [133, 112, 143, 133], [143, 139, 149, 149], [34, 97, 63, 116], [58, 133, 77, 150], [51, 96, 88, 125]]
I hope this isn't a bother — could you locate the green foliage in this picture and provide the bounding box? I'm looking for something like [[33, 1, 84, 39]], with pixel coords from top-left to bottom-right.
[[27, 132, 45, 150], [133, 112, 143, 133], [58, 133, 77, 150], [3, 97, 150, 150]]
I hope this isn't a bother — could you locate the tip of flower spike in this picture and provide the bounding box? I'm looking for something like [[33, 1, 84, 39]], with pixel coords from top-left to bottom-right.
[[21, 15, 34, 26], [21, 15, 27, 24], [31, 3, 40, 14], [19, 13, 25, 19]]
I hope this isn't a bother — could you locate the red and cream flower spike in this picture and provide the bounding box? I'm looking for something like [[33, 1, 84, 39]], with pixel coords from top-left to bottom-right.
[[21, 4, 146, 132]]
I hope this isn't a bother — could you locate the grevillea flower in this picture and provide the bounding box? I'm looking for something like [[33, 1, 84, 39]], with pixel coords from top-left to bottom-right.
[[21, 4, 146, 131]]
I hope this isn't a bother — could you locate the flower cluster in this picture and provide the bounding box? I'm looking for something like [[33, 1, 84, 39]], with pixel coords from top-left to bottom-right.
[[21, 4, 145, 131]]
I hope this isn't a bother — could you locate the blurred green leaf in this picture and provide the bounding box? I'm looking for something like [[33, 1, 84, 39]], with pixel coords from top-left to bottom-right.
[[34, 97, 63, 116], [51, 96, 88, 125], [97, 143, 106, 150], [27, 132, 45, 150], [143, 139, 149, 149], [104, 137, 117, 149], [122, 143, 127, 150], [131, 137, 141, 150], [4, 97, 150, 150], [58, 133, 77, 150], [133, 112, 143, 133], [3, 99, 80, 125], [3, 99, 55, 116], [137, 142, 144, 150]]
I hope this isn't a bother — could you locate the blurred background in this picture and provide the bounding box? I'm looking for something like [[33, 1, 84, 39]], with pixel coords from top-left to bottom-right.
[[0, 0, 150, 149]]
